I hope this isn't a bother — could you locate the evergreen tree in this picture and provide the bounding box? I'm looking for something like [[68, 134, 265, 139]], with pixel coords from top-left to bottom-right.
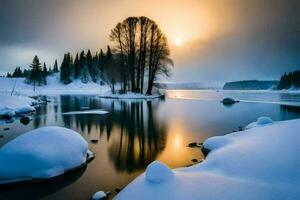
[[60, 53, 71, 84], [23, 69, 31, 78], [74, 53, 80, 79], [48, 66, 53, 75], [53, 59, 59, 72], [12, 67, 23, 77], [42, 63, 48, 84], [6, 72, 12, 78], [79, 51, 92, 83], [86, 49, 93, 74], [98, 49, 105, 72], [277, 70, 300, 89], [29, 55, 44, 90]]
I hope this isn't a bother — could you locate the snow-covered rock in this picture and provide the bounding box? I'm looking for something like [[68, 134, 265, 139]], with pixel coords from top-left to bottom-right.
[[145, 161, 174, 183], [222, 97, 238, 104], [0, 106, 15, 118], [245, 116, 273, 129], [92, 191, 107, 200], [115, 118, 300, 200], [0, 126, 90, 184], [0, 95, 36, 118]]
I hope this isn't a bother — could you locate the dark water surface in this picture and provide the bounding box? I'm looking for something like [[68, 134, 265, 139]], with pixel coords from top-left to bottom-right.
[[1, 90, 300, 200]]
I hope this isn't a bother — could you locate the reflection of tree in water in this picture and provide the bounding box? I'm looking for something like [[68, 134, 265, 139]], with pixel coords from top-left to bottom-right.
[[33, 101, 48, 127], [59, 96, 167, 172], [60, 96, 109, 135], [107, 101, 167, 173], [0, 166, 86, 200], [280, 105, 300, 119]]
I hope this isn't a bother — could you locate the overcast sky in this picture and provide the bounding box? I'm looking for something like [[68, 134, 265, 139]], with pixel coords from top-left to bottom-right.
[[0, 0, 299, 85]]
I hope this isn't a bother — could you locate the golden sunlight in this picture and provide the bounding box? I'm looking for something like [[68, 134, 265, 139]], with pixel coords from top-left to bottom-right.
[[174, 38, 183, 46]]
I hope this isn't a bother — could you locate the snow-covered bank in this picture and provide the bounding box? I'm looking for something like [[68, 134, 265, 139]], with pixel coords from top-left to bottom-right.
[[0, 126, 92, 184], [0, 95, 37, 118], [99, 92, 163, 100], [116, 118, 300, 200], [0, 74, 110, 96]]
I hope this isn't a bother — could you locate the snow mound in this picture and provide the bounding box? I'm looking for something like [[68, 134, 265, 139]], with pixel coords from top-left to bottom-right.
[[203, 136, 231, 151], [92, 191, 107, 200], [245, 116, 273, 129], [116, 118, 300, 200], [0, 95, 36, 118], [0, 126, 89, 184], [0, 106, 15, 118], [145, 161, 174, 183], [15, 105, 35, 114]]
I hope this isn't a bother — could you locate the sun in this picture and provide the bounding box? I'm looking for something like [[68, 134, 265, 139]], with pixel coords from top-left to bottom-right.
[[174, 38, 183, 46]]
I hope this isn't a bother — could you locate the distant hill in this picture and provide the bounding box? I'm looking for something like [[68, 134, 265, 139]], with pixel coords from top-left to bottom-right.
[[223, 80, 278, 90], [156, 82, 220, 90]]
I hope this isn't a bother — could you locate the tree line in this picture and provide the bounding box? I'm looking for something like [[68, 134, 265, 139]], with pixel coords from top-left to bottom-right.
[[6, 16, 173, 95], [277, 70, 300, 89]]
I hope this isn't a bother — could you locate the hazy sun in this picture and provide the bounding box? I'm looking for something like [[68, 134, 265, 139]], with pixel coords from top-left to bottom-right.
[[174, 38, 183, 46]]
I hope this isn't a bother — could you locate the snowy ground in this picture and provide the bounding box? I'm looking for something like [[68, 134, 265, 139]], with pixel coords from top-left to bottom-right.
[[0, 126, 92, 184], [0, 74, 110, 96], [116, 118, 300, 200], [0, 94, 37, 118]]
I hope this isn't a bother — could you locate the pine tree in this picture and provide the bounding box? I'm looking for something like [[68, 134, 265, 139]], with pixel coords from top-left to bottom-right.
[[74, 53, 80, 79], [12, 67, 23, 77], [86, 50, 93, 74], [42, 63, 48, 84], [48, 66, 53, 75], [60, 54, 71, 84], [29, 55, 43, 90], [79, 51, 92, 83], [23, 69, 31, 78], [53, 59, 59, 73]]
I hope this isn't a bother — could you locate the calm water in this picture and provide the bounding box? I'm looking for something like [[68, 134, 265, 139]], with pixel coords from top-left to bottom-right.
[[1, 90, 300, 200]]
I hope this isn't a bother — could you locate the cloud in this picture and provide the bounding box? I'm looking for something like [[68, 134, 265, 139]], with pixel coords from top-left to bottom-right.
[[0, 0, 299, 82]]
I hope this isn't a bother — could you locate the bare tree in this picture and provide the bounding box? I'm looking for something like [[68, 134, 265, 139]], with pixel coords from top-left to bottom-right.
[[109, 16, 173, 94]]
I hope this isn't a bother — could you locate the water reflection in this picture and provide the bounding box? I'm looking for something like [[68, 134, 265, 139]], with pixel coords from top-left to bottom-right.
[[0, 166, 86, 200], [43, 96, 167, 172], [107, 101, 167, 172], [2, 92, 300, 200], [280, 105, 300, 117]]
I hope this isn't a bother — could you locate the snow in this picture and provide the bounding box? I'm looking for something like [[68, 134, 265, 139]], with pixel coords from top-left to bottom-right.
[[0, 95, 36, 118], [115, 118, 300, 200], [92, 191, 107, 200], [245, 116, 273, 129], [62, 109, 109, 115], [145, 161, 174, 183], [0, 126, 90, 184], [0, 74, 110, 96], [99, 92, 163, 99]]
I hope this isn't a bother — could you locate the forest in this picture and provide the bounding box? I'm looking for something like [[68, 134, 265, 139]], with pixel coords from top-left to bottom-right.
[[277, 71, 300, 89], [6, 16, 173, 95]]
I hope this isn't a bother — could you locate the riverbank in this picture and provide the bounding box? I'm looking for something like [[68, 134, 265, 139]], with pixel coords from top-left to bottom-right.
[[0, 74, 110, 96], [116, 118, 300, 200], [0, 95, 37, 118]]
